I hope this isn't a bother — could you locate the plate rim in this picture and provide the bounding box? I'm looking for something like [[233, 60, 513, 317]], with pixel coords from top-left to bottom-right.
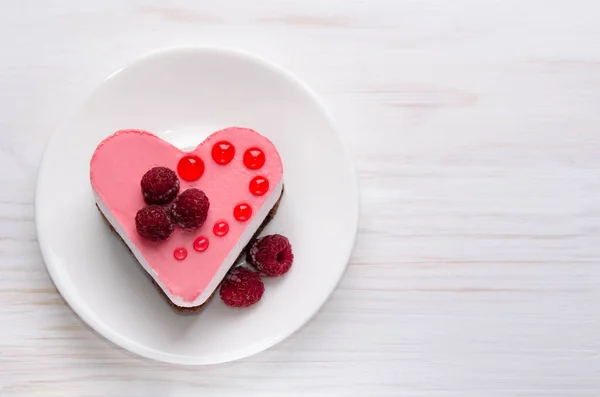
[[35, 45, 360, 365]]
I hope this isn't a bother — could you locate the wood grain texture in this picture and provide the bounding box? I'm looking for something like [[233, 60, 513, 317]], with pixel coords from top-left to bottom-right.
[[2, 0, 600, 395]]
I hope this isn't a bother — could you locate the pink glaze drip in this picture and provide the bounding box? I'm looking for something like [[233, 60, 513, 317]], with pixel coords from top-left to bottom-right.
[[177, 154, 204, 181], [211, 141, 235, 165], [233, 203, 252, 221], [249, 176, 269, 196], [174, 247, 188, 261], [213, 221, 229, 237], [90, 128, 283, 302], [243, 147, 265, 170], [193, 236, 209, 252]]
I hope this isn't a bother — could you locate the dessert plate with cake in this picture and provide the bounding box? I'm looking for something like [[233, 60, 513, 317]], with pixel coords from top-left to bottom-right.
[[36, 46, 358, 364]]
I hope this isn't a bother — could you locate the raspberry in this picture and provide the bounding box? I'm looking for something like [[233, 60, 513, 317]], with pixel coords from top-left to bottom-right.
[[248, 234, 294, 277], [135, 205, 174, 242], [170, 188, 210, 230], [141, 167, 180, 204], [219, 267, 264, 307]]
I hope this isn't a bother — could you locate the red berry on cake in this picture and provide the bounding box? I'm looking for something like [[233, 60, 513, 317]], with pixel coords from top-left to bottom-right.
[[170, 188, 210, 230], [135, 205, 174, 242], [140, 166, 180, 204], [248, 234, 294, 277], [220, 267, 265, 307]]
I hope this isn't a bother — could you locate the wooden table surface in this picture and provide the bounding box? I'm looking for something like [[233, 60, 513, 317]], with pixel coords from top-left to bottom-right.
[[3, 1, 600, 395]]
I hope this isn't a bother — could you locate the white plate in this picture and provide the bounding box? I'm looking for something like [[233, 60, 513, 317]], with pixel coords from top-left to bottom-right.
[[36, 46, 358, 365]]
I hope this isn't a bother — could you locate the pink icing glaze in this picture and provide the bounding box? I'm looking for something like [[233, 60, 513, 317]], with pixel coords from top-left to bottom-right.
[[90, 128, 283, 302]]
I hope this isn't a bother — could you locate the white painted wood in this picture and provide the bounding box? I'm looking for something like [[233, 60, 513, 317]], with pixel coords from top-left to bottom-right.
[[2, 0, 600, 395]]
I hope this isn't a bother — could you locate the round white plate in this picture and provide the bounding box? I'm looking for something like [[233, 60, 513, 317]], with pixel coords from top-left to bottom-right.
[[36, 46, 358, 365]]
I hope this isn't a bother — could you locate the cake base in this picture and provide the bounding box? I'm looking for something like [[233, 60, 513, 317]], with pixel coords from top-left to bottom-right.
[[96, 186, 284, 313]]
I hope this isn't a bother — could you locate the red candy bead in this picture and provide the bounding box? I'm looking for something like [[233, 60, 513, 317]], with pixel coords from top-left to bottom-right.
[[213, 221, 229, 237], [211, 141, 235, 165], [177, 155, 204, 181], [243, 148, 265, 170], [193, 236, 209, 252], [234, 203, 252, 221], [249, 176, 269, 196], [174, 247, 188, 260]]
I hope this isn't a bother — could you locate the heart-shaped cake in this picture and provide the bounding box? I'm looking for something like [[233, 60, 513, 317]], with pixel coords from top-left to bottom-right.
[[90, 127, 284, 309]]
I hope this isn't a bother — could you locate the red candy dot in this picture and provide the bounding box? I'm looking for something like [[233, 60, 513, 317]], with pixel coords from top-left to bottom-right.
[[243, 148, 265, 170], [177, 155, 204, 181], [193, 236, 209, 252], [213, 221, 229, 237], [249, 176, 269, 196], [174, 247, 188, 260], [234, 203, 252, 222], [211, 141, 235, 165]]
